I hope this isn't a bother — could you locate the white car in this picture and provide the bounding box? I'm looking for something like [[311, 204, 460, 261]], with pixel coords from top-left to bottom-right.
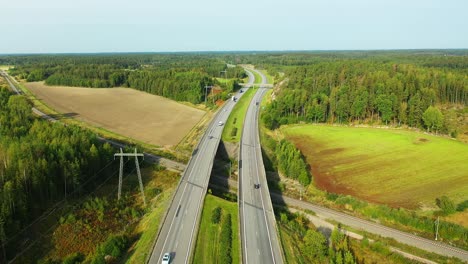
[[218, 121, 224, 126], [162, 252, 171, 264]]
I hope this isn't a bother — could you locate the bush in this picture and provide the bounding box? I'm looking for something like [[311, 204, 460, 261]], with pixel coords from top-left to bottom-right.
[[219, 213, 232, 264], [211, 207, 222, 224], [370, 241, 390, 255], [63, 252, 85, 264], [91, 234, 128, 264], [436, 196, 456, 215], [325, 192, 339, 201], [230, 127, 238, 137], [456, 200, 468, 212], [275, 140, 311, 186]]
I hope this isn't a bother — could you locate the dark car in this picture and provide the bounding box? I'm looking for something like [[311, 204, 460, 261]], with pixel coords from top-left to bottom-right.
[[254, 183, 260, 189]]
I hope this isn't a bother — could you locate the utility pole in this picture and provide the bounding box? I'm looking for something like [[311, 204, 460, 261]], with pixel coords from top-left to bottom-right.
[[204, 85, 213, 105], [435, 216, 440, 241], [114, 148, 146, 206]]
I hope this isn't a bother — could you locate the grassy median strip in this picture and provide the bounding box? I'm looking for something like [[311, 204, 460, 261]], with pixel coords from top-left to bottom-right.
[[251, 69, 262, 84], [221, 87, 256, 142], [258, 69, 275, 84], [193, 194, 239, 264]]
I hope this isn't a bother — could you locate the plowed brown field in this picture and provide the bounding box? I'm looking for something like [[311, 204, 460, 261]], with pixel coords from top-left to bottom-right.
[[26, 82, 205, 147]]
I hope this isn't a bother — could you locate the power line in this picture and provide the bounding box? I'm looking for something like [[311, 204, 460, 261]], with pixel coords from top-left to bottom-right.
[[0, 158, 118, 252], [5, 163, 132, 264], [114, 148, 146, 206]]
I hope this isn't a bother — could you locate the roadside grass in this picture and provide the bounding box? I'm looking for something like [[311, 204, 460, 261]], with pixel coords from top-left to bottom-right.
[[277, 225, 306, 264], [258, 69, 275, 84], [124, 168, 180, 263], [193, 194, 239, 264], [282, 124, 468, 208], [221, 87, 256, 142], [339, 221, 467, 264], [251, 69, 262, 84]]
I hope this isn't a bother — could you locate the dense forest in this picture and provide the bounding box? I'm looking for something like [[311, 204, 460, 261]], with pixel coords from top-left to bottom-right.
[[0, 87, 116, 261], [238, 51, 468, 136], [0, 54, 246, 104]]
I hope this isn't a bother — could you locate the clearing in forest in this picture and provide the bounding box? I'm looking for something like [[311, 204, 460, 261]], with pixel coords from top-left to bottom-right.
[[25, 82, 205, 147], [282, 125, 468, 209]]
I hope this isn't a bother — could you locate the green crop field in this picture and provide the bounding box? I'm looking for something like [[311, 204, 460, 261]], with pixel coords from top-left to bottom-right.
[[282, 125, 468, 208], [193, 194, 239, 264], [222, 87, 256, 142]]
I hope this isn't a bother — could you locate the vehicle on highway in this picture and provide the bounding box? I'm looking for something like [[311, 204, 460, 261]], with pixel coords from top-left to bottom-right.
[[161, 252, 171, 264], [232, 96, 237, 102], [254, 183, 260, 189], [256, 101, 259, 105], [218, 121, 224, 126], [240, 89, 243, 93]]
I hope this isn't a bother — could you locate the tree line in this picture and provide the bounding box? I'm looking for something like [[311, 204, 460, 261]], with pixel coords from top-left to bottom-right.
[[262, 59, 466, 135], [0, 88, 116, 261], [275, 140, 311, 186], [2, 54, 247, 104]]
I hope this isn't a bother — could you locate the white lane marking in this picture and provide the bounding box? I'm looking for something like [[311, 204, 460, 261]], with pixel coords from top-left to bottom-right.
[[185, 189, 206, 263], [157, 126, 212, 261], [252, 87, 277, 264]]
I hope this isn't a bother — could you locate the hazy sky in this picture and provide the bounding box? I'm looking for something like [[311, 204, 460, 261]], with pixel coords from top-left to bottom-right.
[[0, 0, 466, 53]]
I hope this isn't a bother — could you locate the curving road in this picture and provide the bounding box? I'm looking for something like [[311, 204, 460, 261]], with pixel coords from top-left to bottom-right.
[[148, 71, 255, 263], [239, 69, 283, 264]]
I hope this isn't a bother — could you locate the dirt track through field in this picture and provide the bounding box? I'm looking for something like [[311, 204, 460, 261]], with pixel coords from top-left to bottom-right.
[[26, 82, 205, 147]]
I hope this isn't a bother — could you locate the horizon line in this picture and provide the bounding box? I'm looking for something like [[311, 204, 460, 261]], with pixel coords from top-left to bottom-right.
[[1, 48, 467, 56]]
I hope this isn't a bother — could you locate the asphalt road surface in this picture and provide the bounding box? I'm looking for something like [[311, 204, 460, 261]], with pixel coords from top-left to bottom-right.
[[239, 69, 283, 264], [210, 174, 468, 261], [274, 194, 468, 261], [148, 72, 255, 264]]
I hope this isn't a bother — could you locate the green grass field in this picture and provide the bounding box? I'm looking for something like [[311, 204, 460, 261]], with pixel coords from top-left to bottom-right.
[[215, 77, 232, 84], [282, 125, 468, 208], [193, 194, 239, 264], [222, 87, 256, 142], [251, 69, 262, 84], [258, 69, 275, 84], [0, 65, 12, 70]]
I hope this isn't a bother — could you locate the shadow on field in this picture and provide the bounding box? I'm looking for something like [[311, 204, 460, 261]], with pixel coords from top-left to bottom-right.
[[208, 141, 237, 201], [261, 146, 286, 211], [49, 112, 79, 120]]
